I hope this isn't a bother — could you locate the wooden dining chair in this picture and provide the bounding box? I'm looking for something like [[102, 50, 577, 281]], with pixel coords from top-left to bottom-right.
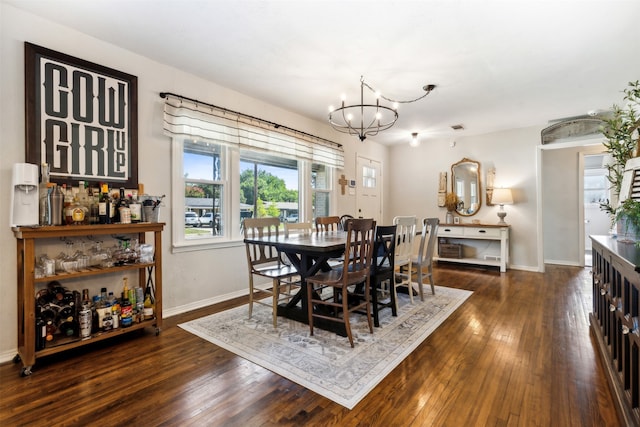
[[243, 217, 299, 327], [393, 216, 418, 304], [315, 215, 341, 232], [339, 214, 355, 231], [306, 218, 376, 347], [410, 218, 440, 299], [284, 221, 313, 238], [368, 224, 397, 327]]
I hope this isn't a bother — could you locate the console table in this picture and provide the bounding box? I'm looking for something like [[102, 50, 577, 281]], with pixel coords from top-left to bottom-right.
[[434, 224, 509, 272]]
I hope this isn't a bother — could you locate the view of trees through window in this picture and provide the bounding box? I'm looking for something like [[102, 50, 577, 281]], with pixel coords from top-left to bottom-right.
[[240, 153, 299, 222]]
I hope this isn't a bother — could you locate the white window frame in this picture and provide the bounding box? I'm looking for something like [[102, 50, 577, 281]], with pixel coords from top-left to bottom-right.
[[171, 138, 336, 253]]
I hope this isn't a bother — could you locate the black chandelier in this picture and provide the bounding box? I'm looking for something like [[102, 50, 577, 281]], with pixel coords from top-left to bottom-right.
[[328, 76, 435, 141]]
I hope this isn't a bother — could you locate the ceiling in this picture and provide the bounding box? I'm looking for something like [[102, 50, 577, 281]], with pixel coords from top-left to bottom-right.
[[6, 0, 640, 146]]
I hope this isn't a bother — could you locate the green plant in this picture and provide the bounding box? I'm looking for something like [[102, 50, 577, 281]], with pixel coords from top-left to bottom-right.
[[615, 198, 640, 242], [600, 80, 640, 219]]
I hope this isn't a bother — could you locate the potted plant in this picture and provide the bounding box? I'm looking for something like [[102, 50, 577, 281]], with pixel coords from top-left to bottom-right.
[[615, 198, 640, 242], [599, 80, 640, 237]]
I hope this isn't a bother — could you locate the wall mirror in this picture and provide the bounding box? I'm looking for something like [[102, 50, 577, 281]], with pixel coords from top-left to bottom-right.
[[451, 157, 481, 216]]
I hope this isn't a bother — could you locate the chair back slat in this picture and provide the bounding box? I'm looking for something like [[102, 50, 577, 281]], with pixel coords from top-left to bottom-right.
[[315, 216, 341, 232], [418, 218, 440, 264], [393, 216, 417, 265], [284, 221, 313, 238], [341, 218, 376, 283], [372, 225, 397, 274], [243, 217, 282, 267]]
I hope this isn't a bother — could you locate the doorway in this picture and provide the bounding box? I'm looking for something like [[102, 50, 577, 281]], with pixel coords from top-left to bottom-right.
[[583, 153, 611, 266], [356, 156, 382, 222]]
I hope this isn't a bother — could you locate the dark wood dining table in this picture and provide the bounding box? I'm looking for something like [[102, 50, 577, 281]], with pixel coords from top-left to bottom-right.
[[243, 230, 348, 335]]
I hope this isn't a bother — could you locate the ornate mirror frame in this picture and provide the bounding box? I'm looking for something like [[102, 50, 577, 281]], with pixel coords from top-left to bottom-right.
[[451, 157, 481, 216]]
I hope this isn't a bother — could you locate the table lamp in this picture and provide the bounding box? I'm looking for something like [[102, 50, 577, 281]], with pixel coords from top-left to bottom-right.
[[492, 188, 513, 225]]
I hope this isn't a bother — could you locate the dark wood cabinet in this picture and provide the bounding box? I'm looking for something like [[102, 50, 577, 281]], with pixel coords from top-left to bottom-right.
[[591, 236, 640, 426]]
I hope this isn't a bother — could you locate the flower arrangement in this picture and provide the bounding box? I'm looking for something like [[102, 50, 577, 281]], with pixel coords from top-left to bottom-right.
[[444, 192, 458, 212]]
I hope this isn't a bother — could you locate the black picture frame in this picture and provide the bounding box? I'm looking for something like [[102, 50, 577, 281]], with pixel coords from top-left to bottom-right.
[[25, 42, 138, 188]]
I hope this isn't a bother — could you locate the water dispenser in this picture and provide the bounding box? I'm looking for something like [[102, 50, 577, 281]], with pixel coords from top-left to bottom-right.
[[10, 163, 39, 227]]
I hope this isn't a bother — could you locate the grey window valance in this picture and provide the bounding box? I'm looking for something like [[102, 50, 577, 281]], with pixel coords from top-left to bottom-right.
[[162, 93, 344, 169]]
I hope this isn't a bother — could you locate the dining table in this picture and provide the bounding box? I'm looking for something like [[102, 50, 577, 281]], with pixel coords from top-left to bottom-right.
[[243, 230, 349, 335]]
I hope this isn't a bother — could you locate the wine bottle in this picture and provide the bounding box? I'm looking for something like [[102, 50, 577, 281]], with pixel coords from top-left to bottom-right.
[[98, 183, 111, 224], [35, 306, 46, 351]]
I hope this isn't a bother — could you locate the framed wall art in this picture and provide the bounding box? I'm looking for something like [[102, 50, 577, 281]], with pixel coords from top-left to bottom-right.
[[25, 42, 138, 188]]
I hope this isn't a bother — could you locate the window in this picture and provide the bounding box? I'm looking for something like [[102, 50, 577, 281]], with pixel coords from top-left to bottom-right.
[[164, 95, 343, 250], [240, 150, 299, 223], [172, 138, 229, 249], [312, 163, 331, 220]]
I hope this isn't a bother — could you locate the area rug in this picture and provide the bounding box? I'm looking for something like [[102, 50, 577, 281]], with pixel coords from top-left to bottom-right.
[[179, 284, 472, 409]]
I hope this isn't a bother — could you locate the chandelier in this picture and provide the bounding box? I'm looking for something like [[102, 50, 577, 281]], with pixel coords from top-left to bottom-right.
[[328, 76, 435, 141]]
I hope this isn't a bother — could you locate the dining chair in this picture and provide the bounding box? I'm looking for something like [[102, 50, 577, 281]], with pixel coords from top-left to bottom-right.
[[284, 221, 313, 238], [243, 217, 299, 327], [368, 224, 397, 327], [393, 216, 417, 305], [410, 218, 440, 299], [315, 215, 341, 232], [306, 218, 376, 347], [339, 214, 355, 231]]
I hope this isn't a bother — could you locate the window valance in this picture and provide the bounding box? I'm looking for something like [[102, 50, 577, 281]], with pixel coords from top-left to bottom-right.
[[162, 93, 344, 169]]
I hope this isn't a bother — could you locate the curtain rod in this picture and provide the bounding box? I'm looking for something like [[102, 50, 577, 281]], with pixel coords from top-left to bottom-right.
[[159, 92, 342, 148]]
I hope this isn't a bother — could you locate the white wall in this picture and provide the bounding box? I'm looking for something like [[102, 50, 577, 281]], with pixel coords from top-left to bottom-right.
[[388, 127, 542, 270]]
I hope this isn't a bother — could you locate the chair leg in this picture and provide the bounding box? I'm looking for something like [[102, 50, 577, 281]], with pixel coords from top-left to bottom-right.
[[271, 279, 279, 328], [415, 262, 425, 301], [371, 279, 380, 327], [342, 286, 354, 347], [248, 275, 254, 318], [414, 260, 424, 301], [427, 263, 435, 295], [389, 278, 397, 317], [406, 265, 414, 304], [307, 282, 315, 337], [364, 278, 373, 334]]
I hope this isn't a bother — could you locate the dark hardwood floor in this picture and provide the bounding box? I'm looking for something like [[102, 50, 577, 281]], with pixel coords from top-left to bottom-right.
[[0, 264, 621, 426]]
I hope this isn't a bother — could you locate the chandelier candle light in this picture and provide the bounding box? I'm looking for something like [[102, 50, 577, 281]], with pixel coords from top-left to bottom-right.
[[328, 76, 435, 141], [492, 188, 514, 225]]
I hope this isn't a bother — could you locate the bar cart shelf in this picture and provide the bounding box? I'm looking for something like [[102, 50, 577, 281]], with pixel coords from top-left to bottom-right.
[[13, 222, 164, 377]]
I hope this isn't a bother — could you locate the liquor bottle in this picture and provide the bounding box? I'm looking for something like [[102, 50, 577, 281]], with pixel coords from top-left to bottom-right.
[[120, 295, 133, 328], [88, 183, 100, 225], [143, 292, 154, 320], [98, 183, 111, 224], [39, 163, 50, 225], [35, 306, 47, 351], [50, 184, 64, 226], [75, 181, 92, 225], [129, 191, 141, 223], [114, 187, 128, 223], [78, 289, 92, 339], [63, 184, 74, 225]]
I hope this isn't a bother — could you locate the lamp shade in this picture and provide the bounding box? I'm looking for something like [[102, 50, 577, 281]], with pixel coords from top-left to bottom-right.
[[492, 188, 513, 205]]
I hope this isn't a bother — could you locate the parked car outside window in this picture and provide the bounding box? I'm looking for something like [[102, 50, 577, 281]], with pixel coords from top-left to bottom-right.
[[199, 212, 215, 227], [286, 214, 298, 223], [185, 211, 200, 227]]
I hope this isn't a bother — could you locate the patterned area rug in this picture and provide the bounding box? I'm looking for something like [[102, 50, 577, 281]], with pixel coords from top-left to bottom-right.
[[179, 285, 472, 409]]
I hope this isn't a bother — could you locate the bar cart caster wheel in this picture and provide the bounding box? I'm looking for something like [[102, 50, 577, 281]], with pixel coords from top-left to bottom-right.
[[155, 328, 161, 336], [20, 366, 32, 377], [12, 354, 21, 364]]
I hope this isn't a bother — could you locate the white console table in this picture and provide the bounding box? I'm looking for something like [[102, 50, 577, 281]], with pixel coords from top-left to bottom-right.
[[435, 224, 510, 272]]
